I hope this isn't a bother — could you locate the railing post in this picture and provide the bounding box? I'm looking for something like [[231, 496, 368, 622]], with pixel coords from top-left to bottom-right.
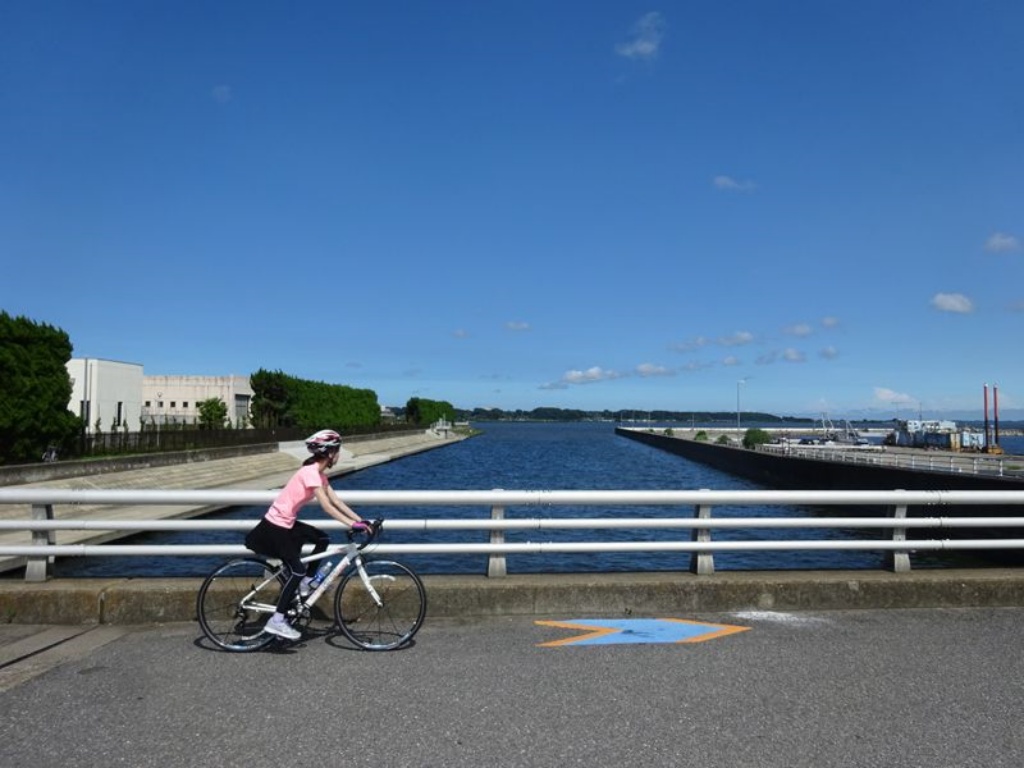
[[27, 503, 55, 582], [690, 490, 714, 575], [884, 492, 911, 573], [487, 496, 506, 578]]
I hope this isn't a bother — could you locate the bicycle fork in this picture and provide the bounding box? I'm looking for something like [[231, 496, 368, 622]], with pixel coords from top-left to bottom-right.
[[355, 561, 385, 608]]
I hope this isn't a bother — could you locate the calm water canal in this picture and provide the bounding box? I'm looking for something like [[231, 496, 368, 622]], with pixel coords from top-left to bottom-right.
[[57, 421, 1010, 578]]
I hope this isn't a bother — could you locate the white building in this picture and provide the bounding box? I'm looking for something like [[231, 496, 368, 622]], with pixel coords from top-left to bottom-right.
[[66, 358, 144, 433], [141, 375, 254, 427]]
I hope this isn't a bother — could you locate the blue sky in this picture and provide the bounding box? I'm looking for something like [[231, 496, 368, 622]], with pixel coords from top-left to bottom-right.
[[2, 2, 1022, 418]]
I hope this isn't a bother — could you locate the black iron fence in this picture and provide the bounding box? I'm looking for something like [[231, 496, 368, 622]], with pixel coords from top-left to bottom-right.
[[68, 423, 420, 460]]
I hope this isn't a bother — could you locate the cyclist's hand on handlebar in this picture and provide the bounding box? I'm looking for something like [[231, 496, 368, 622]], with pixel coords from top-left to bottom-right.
[[348, 519, 383, 541]]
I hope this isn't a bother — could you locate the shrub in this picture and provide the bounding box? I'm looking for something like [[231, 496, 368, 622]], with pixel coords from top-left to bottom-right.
[[743, 428, 772, 449]]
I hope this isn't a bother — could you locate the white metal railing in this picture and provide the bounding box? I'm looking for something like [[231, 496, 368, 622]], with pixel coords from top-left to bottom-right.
[[2, 488, 1024, 581], [760, 442, 1024, 478]]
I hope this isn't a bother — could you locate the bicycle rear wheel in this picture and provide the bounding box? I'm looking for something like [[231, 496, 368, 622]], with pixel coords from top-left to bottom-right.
[[333, 559, 427, 650], [197, 557, 283, 652]]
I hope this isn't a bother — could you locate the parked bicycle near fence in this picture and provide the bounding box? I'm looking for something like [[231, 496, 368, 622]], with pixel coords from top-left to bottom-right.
[[196, 521, 427, 652]]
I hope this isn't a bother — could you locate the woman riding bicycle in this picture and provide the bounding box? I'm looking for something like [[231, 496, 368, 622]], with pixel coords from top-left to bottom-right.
[[245, 429, 367, 640]]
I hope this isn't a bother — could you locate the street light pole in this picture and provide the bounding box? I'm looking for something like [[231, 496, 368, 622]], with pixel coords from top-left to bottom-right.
[[736, 379, 744, 435]]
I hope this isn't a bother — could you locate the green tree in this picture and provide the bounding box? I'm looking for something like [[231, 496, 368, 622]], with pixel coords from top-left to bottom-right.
[[250, 368, 380, 430], [743, 428, 772, 449], [250, 369, 293, 428], [405, 397, 455, 426], [197, 398, 228, 429], [0, 312, 82, 464]]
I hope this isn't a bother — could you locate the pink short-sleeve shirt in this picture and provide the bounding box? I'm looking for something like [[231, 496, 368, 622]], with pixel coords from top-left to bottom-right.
[[264, 463, 326, 529]]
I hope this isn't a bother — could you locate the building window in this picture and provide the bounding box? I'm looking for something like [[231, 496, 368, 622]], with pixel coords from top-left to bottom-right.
[[183, 401, 189, 408], [170, 402, 176, 408], [158, 401, 164, 408], [145, 401, 151, 407]]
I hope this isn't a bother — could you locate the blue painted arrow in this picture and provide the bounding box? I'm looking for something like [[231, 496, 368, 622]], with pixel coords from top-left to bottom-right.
[[535, 618, 750, 647]]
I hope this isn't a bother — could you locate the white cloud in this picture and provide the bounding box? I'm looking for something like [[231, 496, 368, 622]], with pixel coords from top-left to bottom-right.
[[756, 348, 806, 364], [713, 175, 756, 192], [212, 85, 232, 103], [720, 356, 740, 367], [561, 366, 624, 385], [984, 232, 1021, 253], [782, 348, 805, 363], [505, 321, 531, 331], [452, 329, 469, 339], [718, 330, 754, 346], [615, 12, 665, 60], [930, 292, 974, 314], [784, 323, 813, 337], [874, 387, 915, 406], [669, 336, 709, 353], [821, 316, 840, 329], [680, 360, 715, 371], [636, 363, 674, 377], [819, 346, 839, 360]]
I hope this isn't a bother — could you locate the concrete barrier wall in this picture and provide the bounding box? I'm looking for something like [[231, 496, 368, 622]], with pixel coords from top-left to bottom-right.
[[618, 428, 1024, 494], [4, 570, 1024, 625], [0, 429, 429, 487]]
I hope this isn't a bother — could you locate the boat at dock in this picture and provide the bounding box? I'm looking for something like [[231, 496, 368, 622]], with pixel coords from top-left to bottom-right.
[[818, 415, 870, 446]]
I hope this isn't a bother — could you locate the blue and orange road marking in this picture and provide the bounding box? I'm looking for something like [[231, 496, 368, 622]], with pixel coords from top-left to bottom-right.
[[535, 618, 750, 647]]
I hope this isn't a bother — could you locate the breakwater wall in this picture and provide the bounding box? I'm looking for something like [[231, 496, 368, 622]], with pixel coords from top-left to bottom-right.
[[616, 428, 1024, 498]]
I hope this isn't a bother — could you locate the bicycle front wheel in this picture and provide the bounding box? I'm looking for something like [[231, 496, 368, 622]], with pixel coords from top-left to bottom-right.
[[333, 559, 427, 651], [197, 557, 283, 652]]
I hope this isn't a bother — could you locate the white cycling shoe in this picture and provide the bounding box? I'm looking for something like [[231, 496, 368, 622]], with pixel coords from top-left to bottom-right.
[[264, 615, 301, 641]]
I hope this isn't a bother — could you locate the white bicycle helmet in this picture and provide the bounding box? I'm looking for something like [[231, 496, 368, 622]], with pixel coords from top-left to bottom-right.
[[305, 429, 342, 456]]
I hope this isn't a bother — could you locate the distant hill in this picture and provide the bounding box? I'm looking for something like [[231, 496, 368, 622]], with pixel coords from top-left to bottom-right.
[[455, 407, 812, 424], [447, 405, 1024, 428]]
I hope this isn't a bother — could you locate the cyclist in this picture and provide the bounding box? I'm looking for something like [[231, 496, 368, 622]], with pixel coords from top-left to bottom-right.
[[245, 429, 368, 640]]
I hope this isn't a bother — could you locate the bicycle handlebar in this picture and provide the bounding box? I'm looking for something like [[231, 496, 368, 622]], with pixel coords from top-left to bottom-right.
[[345, 518, 383, 549]]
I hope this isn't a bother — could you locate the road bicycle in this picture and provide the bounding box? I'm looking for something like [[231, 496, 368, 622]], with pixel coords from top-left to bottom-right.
[[196, 520, 426, 652]]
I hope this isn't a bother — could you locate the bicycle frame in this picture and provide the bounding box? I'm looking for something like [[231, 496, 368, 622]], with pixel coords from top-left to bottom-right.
[[299, 539, 384, 609], [232, 529, 383, 622]]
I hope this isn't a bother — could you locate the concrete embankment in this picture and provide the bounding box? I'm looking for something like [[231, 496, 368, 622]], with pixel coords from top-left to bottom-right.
[[617, 427, 1024, 495], [4, 568, 1024, 625]]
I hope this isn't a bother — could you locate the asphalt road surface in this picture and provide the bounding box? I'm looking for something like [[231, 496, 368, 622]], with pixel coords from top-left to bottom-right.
[[2, 607, 1022, 768]]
